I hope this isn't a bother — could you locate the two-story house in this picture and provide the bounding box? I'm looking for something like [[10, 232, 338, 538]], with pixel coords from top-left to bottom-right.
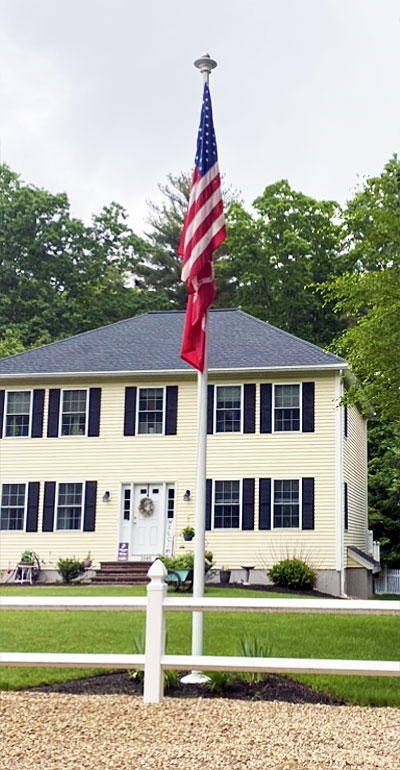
[[0, 309, 377, 597]]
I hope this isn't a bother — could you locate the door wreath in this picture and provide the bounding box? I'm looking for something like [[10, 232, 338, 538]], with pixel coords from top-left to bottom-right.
[[138, 497, 155, 517]]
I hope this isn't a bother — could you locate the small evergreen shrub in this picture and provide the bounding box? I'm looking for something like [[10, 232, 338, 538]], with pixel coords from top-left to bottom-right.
[[267, 558, 317, 590], [57, 557, 84, 583]]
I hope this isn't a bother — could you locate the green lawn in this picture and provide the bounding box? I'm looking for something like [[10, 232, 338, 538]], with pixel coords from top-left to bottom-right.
[[0, 584, 399, 706]]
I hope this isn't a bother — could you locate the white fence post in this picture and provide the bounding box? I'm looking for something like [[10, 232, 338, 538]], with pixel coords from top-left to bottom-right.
[[143, 559, 167, 704]]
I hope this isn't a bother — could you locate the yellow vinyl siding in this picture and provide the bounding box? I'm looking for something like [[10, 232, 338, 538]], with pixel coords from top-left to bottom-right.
[[343, 404, 368, 564], [1, 371, 341, 572], [206, 373, 337, 571]]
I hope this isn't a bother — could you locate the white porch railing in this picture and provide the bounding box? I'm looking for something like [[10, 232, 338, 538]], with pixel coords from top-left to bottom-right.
[[1, 560, 399, 703], [367, 529, 380, 563], [374, 568, 400, 595]]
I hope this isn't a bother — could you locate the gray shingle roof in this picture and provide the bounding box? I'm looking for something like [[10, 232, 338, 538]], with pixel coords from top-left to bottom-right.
[[0, 309, 346, 376]]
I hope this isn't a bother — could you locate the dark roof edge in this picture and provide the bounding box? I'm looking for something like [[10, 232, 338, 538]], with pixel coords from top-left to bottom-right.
[[348, 546, 380, 572], [0, 363, 347, 380]]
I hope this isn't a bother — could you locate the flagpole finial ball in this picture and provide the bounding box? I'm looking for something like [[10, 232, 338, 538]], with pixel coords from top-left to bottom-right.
[[194, 53, 218, 74]]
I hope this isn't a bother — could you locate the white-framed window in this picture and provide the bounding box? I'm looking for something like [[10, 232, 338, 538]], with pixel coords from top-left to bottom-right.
[[4, 391, 32, 438], [273, 479, 300, 529], [0, 483, 27, 530], [60, 390, 88, 436], [122, 486, 131, 521], [137, 387, 165, 435], [273, 384, 301, 432], [213, 480, 241, 529], [56, 482, 84, 530], [215, 385, 243, 433]]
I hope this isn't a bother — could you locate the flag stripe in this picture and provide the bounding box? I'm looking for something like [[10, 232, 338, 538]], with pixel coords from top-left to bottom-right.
[[183, 183, 223, 253], [184, 202, 225, 271], [182, 210, 225, 283], [179, 83, 226, 372], [180, 164, 221, 258]]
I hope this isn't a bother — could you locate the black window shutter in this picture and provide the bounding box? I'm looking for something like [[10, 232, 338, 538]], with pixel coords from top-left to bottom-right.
[[344, 482, 348, 530], [302, 477, 315, 530], [88, 388, 101, 437], [207, 385, 214, 434], [47, 389, 60, 437], [205, 478, 212, 530], [243, 384, 256, 433], [165, 386, 178, 435], [259, 478, 271, 530], [344, 406, 348, 438], [0, 390, 4, 438], [260, 384, 272, 433], [124, 387, 137, 436], [31, 389, 45, 438], [42, 481, 56, 531], [83, 481, 97, 531], [242, 478, 255, 530], [302, 382, 315, 432], [26, 482, 40, 532]]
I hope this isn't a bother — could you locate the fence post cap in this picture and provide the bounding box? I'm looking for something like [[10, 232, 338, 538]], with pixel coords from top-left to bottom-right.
[[147, 558, 167, 581]]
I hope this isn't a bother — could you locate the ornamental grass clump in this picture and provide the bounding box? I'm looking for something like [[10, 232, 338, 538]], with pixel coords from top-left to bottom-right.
[[237, 636, 273, 684], [267, 557, 317, 590]]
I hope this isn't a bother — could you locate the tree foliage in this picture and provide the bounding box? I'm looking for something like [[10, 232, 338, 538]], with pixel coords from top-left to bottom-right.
[[135, 171, 240, 308], [0, 164, 168, 352], [368, 421, 400, 567], [320, 156, 400, 421], [219, 180, 350, 345]]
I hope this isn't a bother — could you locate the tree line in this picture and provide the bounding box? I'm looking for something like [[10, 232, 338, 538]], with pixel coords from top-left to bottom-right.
[[0, 157, 399, 565]]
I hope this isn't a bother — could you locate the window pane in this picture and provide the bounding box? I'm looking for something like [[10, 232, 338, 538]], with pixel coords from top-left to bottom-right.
[[7, 392, 31, 414], [214, 480, 240, 528], [57, 483, 83, 530], [273, 480, 299, 528], [216, 386, 241, 433], [61, 390, 87, 435], [0, 483, 26, 530], [274, 385, 300, 432], [275, 409, 300, 431], [123, 488, 131, 521], [275, 385, 299, 408], [138, 388, 164, 434], [6, 392, 31, 437]]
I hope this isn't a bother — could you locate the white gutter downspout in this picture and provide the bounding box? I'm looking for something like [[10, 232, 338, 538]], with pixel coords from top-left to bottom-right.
[[335, 371, 347, 596]]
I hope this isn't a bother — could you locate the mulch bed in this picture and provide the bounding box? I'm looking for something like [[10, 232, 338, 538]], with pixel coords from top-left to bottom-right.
[[209, 582, 338, 599], [31, 671, 344, 705]]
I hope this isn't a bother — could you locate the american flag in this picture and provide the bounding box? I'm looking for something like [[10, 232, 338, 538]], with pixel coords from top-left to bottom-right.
[[178, 83, 226, 372]]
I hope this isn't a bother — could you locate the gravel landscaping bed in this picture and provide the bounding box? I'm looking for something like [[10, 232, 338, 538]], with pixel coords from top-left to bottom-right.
[[1, 689, 399, 770]]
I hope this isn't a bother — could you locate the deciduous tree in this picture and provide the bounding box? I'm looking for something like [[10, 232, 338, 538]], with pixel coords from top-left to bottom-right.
[[0, 164, 167, 350]]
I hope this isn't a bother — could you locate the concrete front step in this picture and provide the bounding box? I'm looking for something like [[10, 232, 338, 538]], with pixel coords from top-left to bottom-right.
[[92, 561, 153, 585], [91, 577, 149, 585]]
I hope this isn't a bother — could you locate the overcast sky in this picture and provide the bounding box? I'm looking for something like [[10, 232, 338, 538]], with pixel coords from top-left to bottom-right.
[[1, 0, 399, 233]]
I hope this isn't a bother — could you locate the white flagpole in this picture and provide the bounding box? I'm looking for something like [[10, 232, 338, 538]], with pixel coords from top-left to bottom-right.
[[181, 54, 217, 684]]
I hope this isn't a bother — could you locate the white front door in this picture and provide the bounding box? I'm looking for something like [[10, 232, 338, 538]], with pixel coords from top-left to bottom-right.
[[131, 483, 165, 557]]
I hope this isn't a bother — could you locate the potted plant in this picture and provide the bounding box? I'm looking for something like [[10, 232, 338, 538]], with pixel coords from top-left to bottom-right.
[[83, 551, 92, 569], [20, 550, 34, 565], [220, 566, 231, 584], [181, 525, 195, 542]]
